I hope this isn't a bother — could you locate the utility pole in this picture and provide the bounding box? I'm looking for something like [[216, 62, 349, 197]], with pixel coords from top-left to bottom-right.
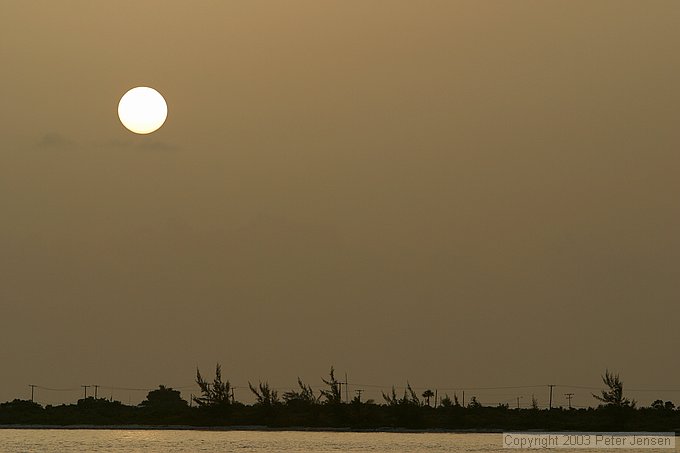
[[29, 384, 36, 402], [93, 385, 99, 399], [565, 393, 574, 409], [231, 388, 235, 404], [517, 396, 523, 409], [355, 389, 364, 404], [462, 390, 465, 408], [345, 373, 349, 403], [81, 385, 90, 399], [434, 389, 438, 408], [548, 385, 555, 410]]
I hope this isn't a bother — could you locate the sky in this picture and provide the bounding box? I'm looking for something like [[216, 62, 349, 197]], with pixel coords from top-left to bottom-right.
[[1, 1, 679, 408]]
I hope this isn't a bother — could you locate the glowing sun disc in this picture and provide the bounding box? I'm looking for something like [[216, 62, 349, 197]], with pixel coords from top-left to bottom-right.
[[118, 87, 168, 134]]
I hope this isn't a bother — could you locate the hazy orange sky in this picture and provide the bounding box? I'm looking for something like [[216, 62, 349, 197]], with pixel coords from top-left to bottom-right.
[[1, 1, 679, 407]]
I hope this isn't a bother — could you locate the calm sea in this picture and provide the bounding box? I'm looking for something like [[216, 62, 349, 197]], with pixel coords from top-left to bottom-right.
[[0, 429, 673, 453]]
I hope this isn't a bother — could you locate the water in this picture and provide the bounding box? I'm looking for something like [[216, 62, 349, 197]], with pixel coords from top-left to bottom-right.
[[0, 429, 673, 452]]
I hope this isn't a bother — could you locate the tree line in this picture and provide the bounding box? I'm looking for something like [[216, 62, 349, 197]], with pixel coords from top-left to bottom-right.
[[1, 366, 678, 431]]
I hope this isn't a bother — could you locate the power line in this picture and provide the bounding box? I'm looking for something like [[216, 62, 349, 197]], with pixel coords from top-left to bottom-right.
[[439, 384, 548, 391], [348, 383, 547, 391], [35, 386, 80, 392], [558, 384, 680, 392]]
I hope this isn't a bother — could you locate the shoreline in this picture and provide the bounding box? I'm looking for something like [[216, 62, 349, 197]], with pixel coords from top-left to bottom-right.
[[0, 425, 504, 433], [1, 425, 678, 435]]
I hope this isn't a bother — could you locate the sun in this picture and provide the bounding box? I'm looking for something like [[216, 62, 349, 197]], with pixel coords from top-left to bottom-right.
[[118, 87, 168, 134]]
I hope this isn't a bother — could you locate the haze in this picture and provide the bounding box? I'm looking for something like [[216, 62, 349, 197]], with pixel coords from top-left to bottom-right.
[[1, 1, 678, 407]]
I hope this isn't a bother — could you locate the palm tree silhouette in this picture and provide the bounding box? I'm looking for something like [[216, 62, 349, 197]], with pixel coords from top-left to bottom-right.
[[422, 389, 434, 407]]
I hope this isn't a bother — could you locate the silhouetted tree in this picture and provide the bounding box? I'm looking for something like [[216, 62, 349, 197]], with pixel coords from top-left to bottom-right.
[[592, 370, 635, 408], [439, 394, 453, 408], [651, 399, 675, 411], [248, 381, 279, 407], [194, 363, 232, 407], [468, 396, 481, 408], [320, 367, 342, 405], [531, 395, 539, 410], [406, 382, 421, 406], [1, 399, 42, 412], [453, 392, 461, 407], [382, 387, 400, 407], [140, 385, 187, 411], [283, 377, 318, 406], [422, 389, 434, 407], [381, 383, 421, 407]]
